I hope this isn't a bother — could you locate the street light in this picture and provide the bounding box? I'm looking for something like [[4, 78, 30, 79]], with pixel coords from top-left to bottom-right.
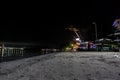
[[93, 22, 98, 40], [76, 38, 81, 43], [76, 38, 80, 41]]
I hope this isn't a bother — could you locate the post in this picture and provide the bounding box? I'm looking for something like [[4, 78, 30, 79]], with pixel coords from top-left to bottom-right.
[[1, 43, 4, 61], [93, 22, 97, 40]]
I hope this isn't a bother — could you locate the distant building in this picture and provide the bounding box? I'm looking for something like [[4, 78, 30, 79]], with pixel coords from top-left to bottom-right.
[[0, 42, 59, 60], [95, 38, 112, 51], [0, 42, 25, 58]]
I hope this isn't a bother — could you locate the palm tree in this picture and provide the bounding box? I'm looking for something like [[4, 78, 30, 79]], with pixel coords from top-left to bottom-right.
[[65, 25, 81, 51]]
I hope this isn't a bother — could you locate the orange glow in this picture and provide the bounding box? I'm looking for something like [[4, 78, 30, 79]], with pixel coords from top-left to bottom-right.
[[76, 42, 80, 45], [73, 44, 80, 51]]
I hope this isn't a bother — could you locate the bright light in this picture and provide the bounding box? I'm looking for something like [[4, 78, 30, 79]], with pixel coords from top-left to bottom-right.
[[76, 38, 81, 42], [76, 38, 80, 41], [70, 44, 74, 47]]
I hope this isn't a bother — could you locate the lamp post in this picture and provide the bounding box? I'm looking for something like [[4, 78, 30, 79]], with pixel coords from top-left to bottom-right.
[[93, 22, 98, 40]]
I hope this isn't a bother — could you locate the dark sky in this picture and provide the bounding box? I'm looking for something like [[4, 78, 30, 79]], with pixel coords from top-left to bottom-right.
[[0, 1, 120, 48]]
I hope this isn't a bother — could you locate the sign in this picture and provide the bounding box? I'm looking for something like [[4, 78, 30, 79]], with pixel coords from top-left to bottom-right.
[[113, 19, 120, 30]]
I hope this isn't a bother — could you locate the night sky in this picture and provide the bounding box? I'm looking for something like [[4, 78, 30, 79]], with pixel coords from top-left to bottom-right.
[[0, 1, 120, 48]]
